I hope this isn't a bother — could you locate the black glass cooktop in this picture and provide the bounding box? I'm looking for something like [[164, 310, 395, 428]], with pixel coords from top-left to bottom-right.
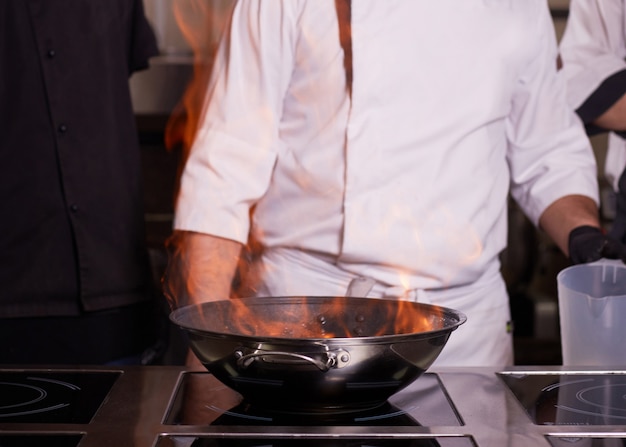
[[499, 373, 626, 426], [0, 370, 120, 424], [164, 372, 462, 427], [0, 434, 83, 447]]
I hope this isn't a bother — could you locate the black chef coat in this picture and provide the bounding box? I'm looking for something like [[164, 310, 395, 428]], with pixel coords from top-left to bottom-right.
[[0, 0, 159, 318]]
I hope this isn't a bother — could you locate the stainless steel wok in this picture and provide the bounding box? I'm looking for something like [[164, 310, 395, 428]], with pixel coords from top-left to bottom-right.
[[170, 296, 466, 413]]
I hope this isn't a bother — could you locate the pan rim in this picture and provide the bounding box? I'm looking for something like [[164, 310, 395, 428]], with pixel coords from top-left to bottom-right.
[[169, 295, 467, 344]]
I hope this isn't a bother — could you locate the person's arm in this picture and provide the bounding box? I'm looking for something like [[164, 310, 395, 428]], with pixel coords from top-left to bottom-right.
[[559, 0, 626, 133], [539, 194, 626, 263], [593, 91, 626, 131], [163, 230, 243, 308], [574, 69, 626, 134], [538, 194, 601, 257], [559, 0, 626, 104], [163, 231, 244, 368]]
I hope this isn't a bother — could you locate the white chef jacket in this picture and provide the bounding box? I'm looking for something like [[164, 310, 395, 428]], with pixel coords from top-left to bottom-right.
[[175, 0, 598, 365], [559, 0, 626, 191]]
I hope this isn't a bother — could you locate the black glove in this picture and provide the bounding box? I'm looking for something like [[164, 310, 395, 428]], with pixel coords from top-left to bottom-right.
[[610, 166, 626, 244], [568, 225, 626, 264]]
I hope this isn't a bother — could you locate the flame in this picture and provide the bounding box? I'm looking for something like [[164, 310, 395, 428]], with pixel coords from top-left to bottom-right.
[[191, 296, 446, 339], [164, 1, 464, 339], [164, 0, 236, 191], [162, 0, 259, 305]]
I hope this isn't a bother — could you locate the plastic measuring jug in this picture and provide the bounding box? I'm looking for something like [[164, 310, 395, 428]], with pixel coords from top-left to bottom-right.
[[557, 260, 626, 366]]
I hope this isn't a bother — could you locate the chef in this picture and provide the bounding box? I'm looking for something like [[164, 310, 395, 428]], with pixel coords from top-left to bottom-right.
[[559, 0, 626, 244], [165, 0, 626, 367]]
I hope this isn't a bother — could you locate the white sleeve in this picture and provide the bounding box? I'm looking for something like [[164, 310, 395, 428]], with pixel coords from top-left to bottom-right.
[[559, 0, 626, 192], [507, 0, 600, 224], [173, 0, 301, 243], [559, 0, 626, 109]]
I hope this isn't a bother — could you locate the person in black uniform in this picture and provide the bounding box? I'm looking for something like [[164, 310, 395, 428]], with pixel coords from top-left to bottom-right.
[[0, 0, 161, 364]]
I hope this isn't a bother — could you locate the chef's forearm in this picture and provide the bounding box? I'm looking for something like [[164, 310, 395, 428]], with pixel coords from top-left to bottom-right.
[[593, 92, 626, 131], [538, 194, 601, 257], [164, 230, 243, 307]]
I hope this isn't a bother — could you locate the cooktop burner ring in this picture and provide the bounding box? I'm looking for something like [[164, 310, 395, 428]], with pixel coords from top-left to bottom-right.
[[575, 384, 626, 413], [0, 370, 119, 424], [165, 372, 462, 427], [543, 377, 626, 418], [0, 376, 81, 418], [501, 372, 626, 426], [204, 400, 422, 424], [0, 382, 48, 411]]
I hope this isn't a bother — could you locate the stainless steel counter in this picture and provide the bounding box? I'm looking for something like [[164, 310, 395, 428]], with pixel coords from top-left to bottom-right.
[[2, 365, 626, 447]]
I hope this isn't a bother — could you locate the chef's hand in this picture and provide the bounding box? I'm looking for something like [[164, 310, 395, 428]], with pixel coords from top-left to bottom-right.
[[568, 225, 626, 264]]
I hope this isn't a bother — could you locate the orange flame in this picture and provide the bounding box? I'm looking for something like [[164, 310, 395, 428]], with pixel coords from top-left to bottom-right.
[[164, 0, 236, 192], [203, 297, 443, 339], [165, 1, 458, 338]]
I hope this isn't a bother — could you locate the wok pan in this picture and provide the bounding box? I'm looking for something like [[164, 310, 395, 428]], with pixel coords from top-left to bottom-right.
[[170, 296, 466, 413]]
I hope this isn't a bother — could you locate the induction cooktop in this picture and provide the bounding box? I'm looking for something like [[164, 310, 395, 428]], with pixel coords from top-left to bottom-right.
[[498, 373, 626, 426], [2, 366, 626, 447], [0, 370, 120, 424]]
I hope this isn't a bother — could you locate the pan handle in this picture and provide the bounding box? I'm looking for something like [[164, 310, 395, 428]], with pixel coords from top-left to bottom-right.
[[234, 349, 350, 371]]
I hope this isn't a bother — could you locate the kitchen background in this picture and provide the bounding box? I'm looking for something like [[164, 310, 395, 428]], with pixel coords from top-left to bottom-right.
[[132, 0, 613, 366]]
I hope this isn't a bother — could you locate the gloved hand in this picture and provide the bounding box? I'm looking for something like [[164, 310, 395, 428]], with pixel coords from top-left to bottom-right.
[[568, 225, 626, 264], [610, 171, 626, 245]]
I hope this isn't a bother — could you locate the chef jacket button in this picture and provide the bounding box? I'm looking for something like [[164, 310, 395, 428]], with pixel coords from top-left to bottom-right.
[[58, 124, 68, 133], [70, 204, 79, 212], [47, 49, 56, 58]]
